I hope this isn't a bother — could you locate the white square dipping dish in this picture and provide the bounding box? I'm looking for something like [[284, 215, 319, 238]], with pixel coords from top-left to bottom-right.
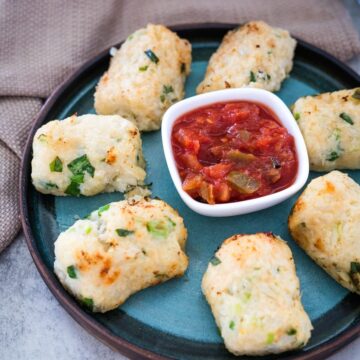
[[161, 88, 309, 217]]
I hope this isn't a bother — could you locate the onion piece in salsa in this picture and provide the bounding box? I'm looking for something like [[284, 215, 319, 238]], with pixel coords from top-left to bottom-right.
[[171, 101, 298, 204]]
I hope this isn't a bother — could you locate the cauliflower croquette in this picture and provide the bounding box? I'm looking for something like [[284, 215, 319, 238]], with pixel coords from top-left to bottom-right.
[[292, 88, 360, 171], [202, 233, 312, 356], [54, 198, 188, 312], [197, 21, 296, 94], [31, 114, 146, 196], [289, 171, 360, 294], [94, 24, 192, 131]]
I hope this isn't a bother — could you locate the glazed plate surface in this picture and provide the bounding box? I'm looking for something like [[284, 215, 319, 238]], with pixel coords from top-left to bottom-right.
[[20, 25, 360, 359]]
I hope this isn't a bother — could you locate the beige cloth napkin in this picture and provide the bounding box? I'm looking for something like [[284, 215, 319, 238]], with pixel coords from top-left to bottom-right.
[[0, 0, 359, 253]]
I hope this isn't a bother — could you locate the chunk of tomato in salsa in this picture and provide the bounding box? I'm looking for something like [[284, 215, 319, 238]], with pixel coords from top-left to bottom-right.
[[171, 101, 298, 204]]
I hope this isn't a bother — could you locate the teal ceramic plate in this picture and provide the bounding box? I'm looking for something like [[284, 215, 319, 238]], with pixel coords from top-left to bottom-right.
[[20, 24, 360, 359]]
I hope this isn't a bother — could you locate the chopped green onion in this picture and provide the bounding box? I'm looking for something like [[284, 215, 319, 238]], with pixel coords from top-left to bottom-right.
[[68, 154, 95, 177], [38, 134, 47, 142], [244, 292, 252, 301], [339, 112, 354, 125], [229, 320, 235, 330], [85, 227, 92, 235], [294, 112, 300, 121], [65, 173, 84, 196], [65, 180, 81, 196], [81, 297, 94, 311], [166, 217, 176, 228], [352, 88, 360, 100], [350, 262, 360, 273], [116, 228, 134, 237], [49, 156, 63, 172], [98, 204, 110, 216], [249, 71, 256, 82], [266, 332, 275, 344], [326, 151, 340, 162], [210, 255, 221, 266], [163, 85, 174, 94], [144, 49, 159, 64], [287, 328, 297, 336], [333, 128, 341, 141], [146, 218, 175, 238], [67, 265, 77, 279], [45, 182, 58, 189], [139, 65, 148, 72], [71, 173, 84, 183]]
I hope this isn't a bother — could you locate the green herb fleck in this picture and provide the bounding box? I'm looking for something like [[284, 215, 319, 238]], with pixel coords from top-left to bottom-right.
[[244, 292, 252, 301], [352, 88, 360, 100], [139, 65, 148, 72], [128, 34, 134, 41], [163, 85, 174, 94], [229, 320, 235, 330], [160, 94, 165, 103], [65, 178, 81, 196], [81, 297, 93, 311], [85, 227, 92, 235], [267, 50, 272, 55], [67, 265, 77, 279], [98, 204, 110, 216], [45, 182, 58, 189], [287, 328, 297, 336], [294, 112, 300, 121], [49, 156, 63, 172], [266, 332, 275, 344], [350, 262, 360, 273], [180, 62, 186, 73], [38, 134, 47, 142], [146, 218, 175, 238], [144, 49, 159, 64], [339, 112, 354, 125], [68, 154, 95, 177], [326, 151, 340, 162], [333, 128, 341, 141], [250, 71, 256, 82], [210, 255, 221, 266], [116, 228, 134, 237]]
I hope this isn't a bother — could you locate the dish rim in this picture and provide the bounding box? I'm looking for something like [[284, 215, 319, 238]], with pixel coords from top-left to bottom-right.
[[162, 88, 309, 217], [19, 23, 360, 360]]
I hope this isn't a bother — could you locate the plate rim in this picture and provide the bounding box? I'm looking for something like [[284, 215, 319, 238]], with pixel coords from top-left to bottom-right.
[[19, 23, 360, 360]]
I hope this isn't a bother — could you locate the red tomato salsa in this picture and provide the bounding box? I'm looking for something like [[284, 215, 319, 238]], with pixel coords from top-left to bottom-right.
[[171, 101, 298, 204]]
